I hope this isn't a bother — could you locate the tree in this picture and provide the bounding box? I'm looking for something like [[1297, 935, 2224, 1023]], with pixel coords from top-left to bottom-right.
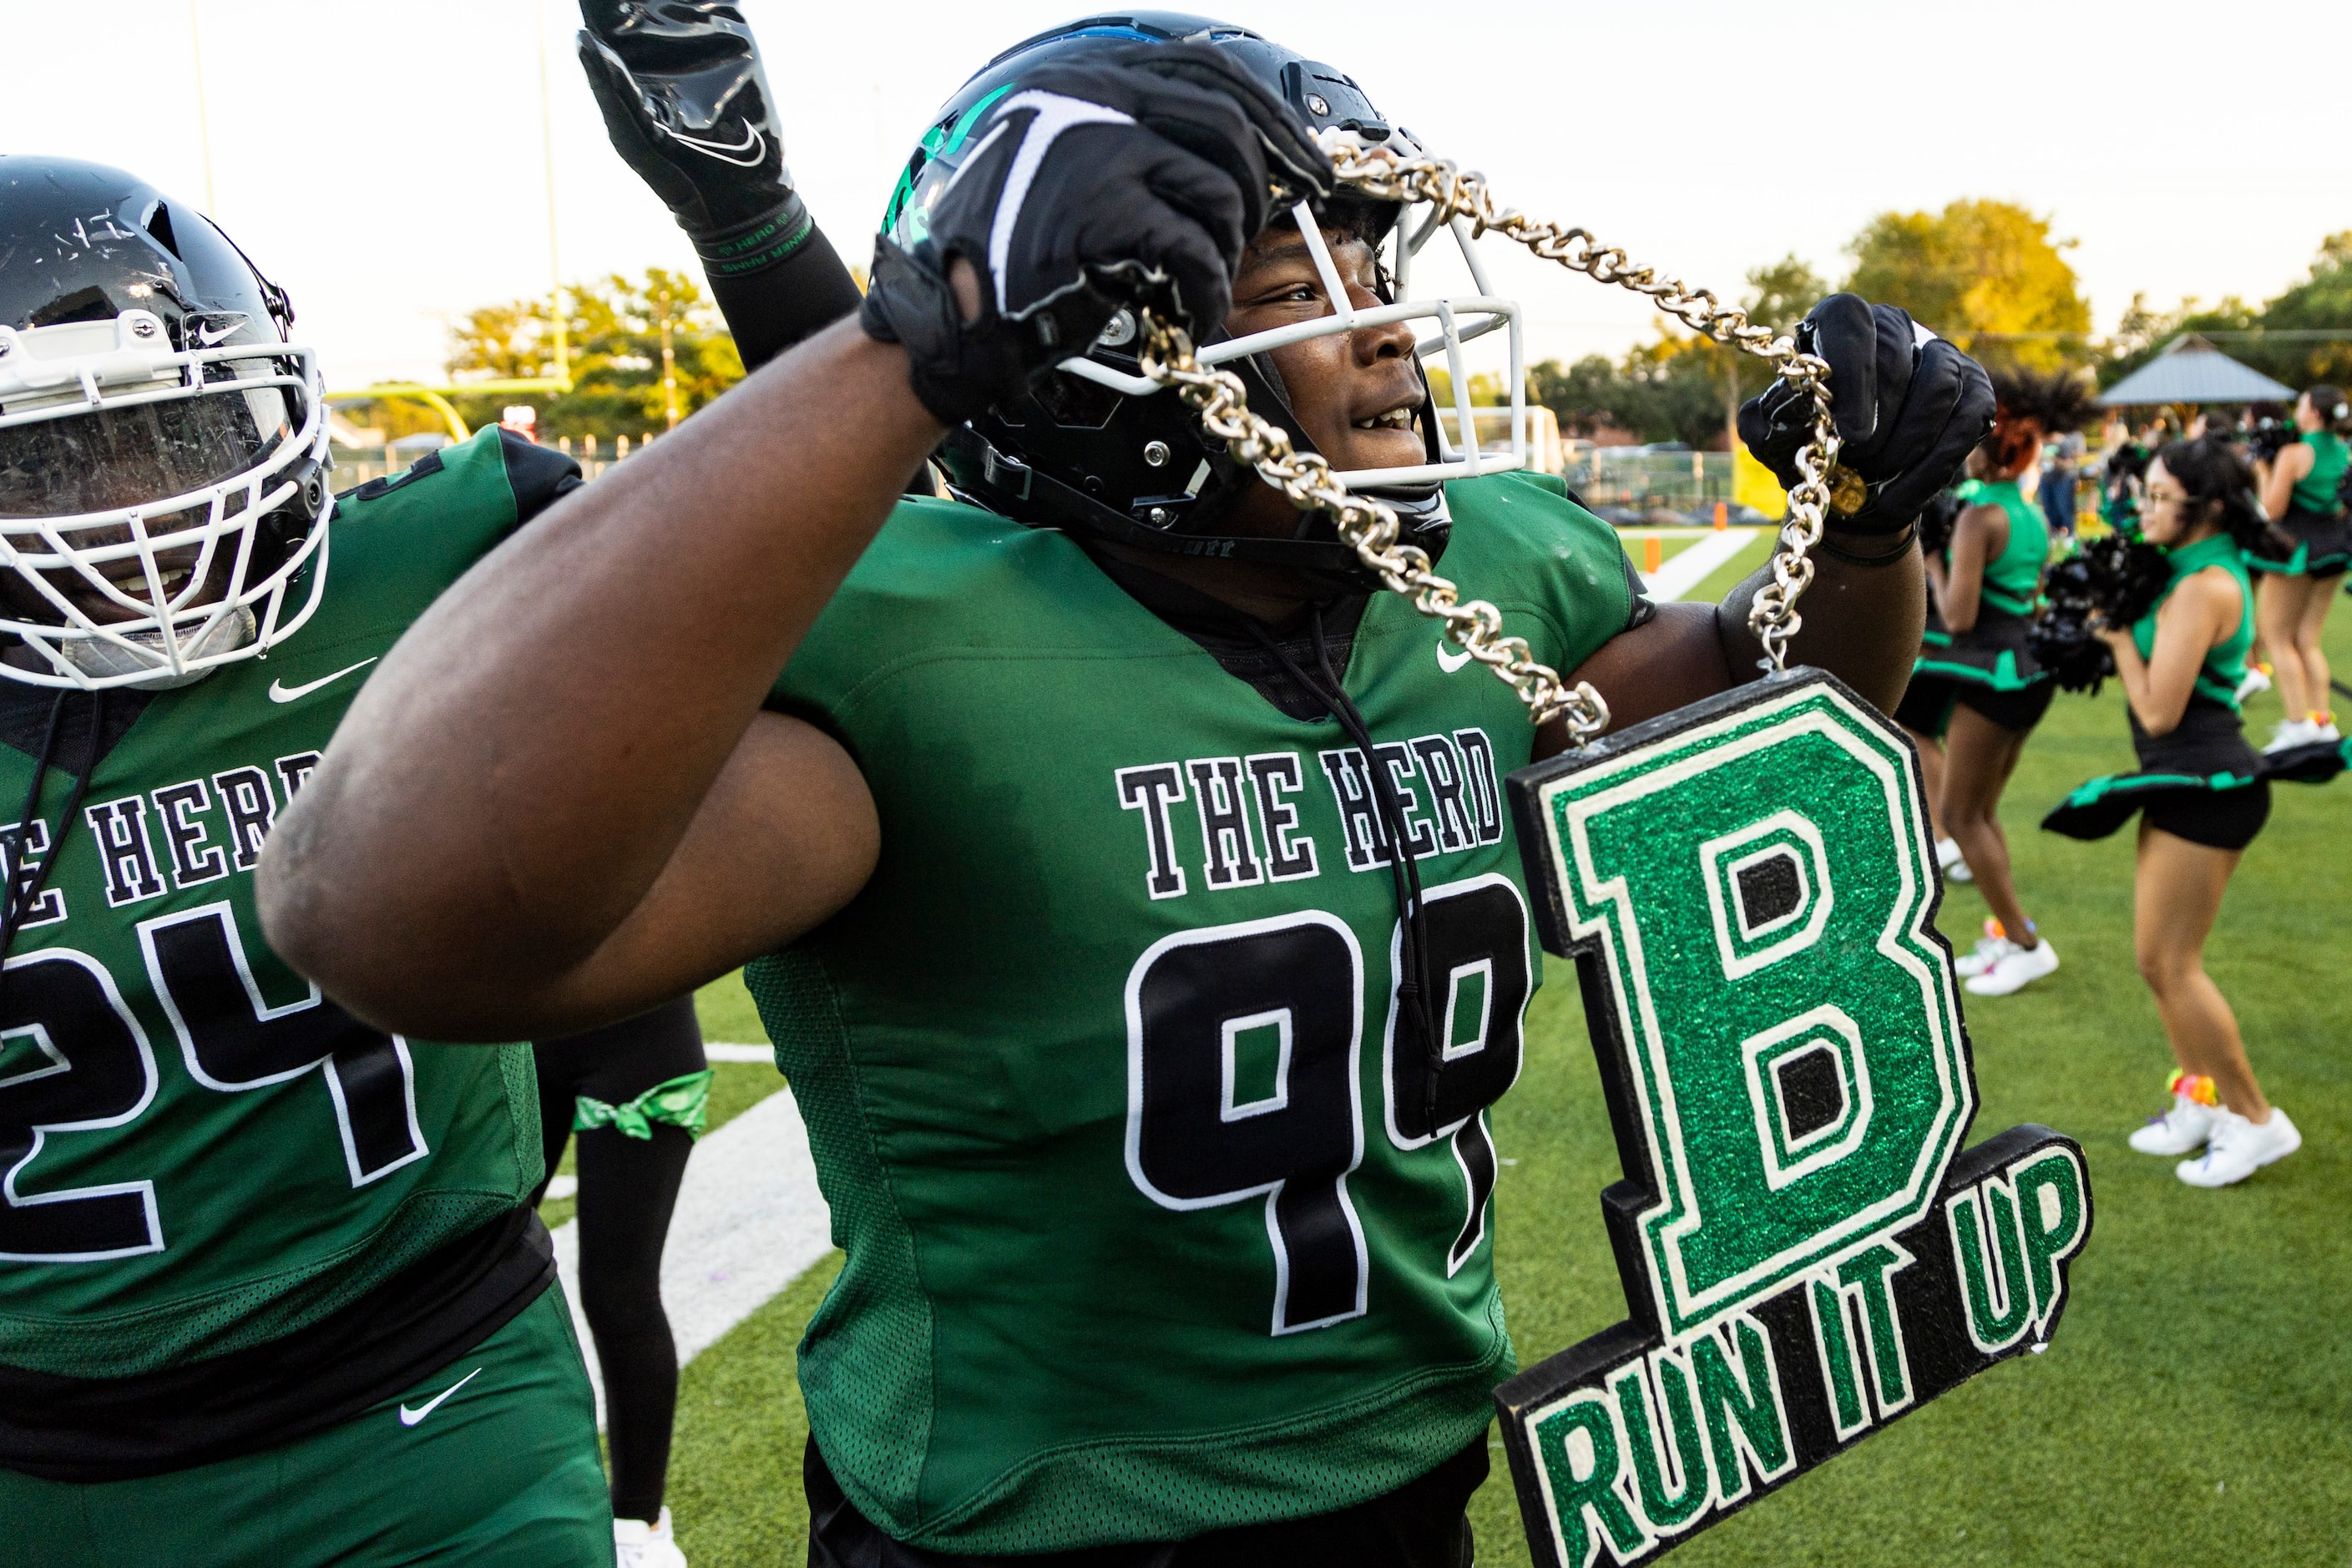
[[1743, 253, 1828, 339], [1844, 199, 2090, 369], [1525, 254, 1829, 448], [441, 268, 746, 440], [2097, 234, 2352, 392], [2248, 233, 2352, 387]]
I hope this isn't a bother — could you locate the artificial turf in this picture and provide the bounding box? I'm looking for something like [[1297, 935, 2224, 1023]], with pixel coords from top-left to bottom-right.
[[659, 579, 2350, 1566]]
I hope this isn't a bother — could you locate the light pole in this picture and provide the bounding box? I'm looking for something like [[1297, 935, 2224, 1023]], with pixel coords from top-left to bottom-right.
[[658, 290, 680, 431], [535, 0, 570, 387], [189, 0, 217, 213]]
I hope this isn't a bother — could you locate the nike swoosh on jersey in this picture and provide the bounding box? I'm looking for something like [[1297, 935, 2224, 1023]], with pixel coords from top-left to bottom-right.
[[267, 658, 377, 704], [397, 1366, 481, 1427], [1436, 638, 1473, 673]]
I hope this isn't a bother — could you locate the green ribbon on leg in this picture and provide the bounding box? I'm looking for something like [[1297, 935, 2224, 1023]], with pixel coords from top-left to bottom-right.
[[573, 1069, 715, 1141]]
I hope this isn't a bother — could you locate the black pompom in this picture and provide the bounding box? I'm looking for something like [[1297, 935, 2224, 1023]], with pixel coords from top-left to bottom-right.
[[2245, 417, 2301, 463], [1918, 488, 1967, 559], [2030, 534, 2172, 694]]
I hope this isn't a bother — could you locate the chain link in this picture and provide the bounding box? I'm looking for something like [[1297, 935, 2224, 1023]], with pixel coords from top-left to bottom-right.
[[1130, 129, 1846, 739]]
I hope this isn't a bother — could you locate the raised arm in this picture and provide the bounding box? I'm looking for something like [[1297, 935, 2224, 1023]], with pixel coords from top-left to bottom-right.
[[1933, 502, 2006, 634], [258, 321, 924, 1038], [1555, 297, 1990, 736], [259, 48, 1323, 1039], [576, 1, 862, 372], [2258, 440, 2311, 521]]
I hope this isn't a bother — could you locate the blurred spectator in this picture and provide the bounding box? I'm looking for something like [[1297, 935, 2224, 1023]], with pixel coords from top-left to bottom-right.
[[2041, 427, 2084, 537]]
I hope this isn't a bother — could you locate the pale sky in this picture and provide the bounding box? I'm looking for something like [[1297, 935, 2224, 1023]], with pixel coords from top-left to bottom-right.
[[5, 0, 2342, 387]]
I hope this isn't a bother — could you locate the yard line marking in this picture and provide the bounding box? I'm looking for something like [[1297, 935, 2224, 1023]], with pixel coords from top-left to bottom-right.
[[1640, 527, 1762, 603]]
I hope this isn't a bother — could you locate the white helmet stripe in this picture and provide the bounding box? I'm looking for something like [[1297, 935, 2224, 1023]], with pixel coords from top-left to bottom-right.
[[985, 91, 1137, 320]]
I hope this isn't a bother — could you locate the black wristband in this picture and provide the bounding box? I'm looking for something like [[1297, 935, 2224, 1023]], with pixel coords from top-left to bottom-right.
[[689, 192, 817, 280], [1816, 521, 1919, 568]]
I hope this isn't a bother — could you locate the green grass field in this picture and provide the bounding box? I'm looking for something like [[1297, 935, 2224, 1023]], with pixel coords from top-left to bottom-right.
[[651, 575, 2350, 1566]]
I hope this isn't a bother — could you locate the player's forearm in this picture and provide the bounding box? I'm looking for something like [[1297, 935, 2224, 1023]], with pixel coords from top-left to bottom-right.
[[259, 318, 934, 1013], [1715, 530, 1925, 715]]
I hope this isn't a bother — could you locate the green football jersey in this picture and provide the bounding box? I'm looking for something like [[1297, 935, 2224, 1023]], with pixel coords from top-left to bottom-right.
[[0, 429, 549, 1381], [756, 469, 1639, 1552]]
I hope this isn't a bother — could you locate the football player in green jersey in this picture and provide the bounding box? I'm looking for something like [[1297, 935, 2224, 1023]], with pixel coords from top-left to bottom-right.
[[0, 154, 613, 1566], [269, 17, 1993, 1564], [0, 45, 870, 1560]]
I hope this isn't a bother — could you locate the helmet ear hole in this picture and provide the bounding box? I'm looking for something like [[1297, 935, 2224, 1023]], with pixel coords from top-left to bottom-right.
[[1033, 371, 1124, 430]]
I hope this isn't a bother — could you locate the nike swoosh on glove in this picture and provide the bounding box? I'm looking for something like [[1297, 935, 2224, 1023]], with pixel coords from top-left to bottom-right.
[[578, 2, 813, 277], [1737, 294, 1995, 535], [861, 43, 1333, 427]]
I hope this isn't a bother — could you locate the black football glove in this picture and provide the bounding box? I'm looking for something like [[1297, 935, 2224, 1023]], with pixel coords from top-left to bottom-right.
[[861, 43, 1332, 427], [1737, 294, 1995, 535], [578, 3, 812, 280]]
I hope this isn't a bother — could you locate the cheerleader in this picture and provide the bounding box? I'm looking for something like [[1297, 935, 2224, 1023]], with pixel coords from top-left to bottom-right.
[[2251, 386, 2351, 749], [2042, 438, 2302, 1186], [1894, 371, 2089, 996], [534, 999, 713, 1567]]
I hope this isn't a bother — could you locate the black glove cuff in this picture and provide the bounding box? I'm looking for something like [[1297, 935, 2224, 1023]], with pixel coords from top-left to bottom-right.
[[1826, 486, 1926, 538], [1816, 521, 1920, 566], [688, 191, 815, 280], [862, 240, 1026, 428]]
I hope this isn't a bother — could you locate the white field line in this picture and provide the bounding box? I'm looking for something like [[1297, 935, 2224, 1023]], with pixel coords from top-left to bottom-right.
[[551, 1081, 832, 1426], [703, 1041, 774, 1063], [1637, 527, 1762, 603]]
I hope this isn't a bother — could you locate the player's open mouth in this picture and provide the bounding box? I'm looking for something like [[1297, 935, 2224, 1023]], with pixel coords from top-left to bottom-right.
[[93, 567, 191, 599], [51, 565, 196, 622], [1352, 404, 1418, 432]]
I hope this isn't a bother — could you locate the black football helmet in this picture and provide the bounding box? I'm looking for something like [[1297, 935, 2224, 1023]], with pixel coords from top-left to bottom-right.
[[0, 156, 330, 688], [884, 13, 1531, 589]]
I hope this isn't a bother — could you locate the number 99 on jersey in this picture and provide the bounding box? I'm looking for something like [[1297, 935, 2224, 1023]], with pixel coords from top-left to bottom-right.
[[1497, 670, 2092, 1568]]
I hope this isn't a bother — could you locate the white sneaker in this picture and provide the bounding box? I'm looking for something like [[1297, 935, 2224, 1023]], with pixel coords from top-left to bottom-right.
[[2234, 665, 2272, 702], [1936, 837, 1974, 883], [616, 1509, 688, 1568], [2177, 1108, 2301, 1188], [1955, 934, 2017, 979], [2263, 719, 2316, 753], [2130, 1091, 2218, 1156], [1964, 936, 2059, 996], [2314, 721, 2342, 743]]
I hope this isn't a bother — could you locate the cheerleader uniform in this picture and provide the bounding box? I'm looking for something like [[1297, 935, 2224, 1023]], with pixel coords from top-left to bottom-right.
[[2042, 534, 2274, 849], [2249, 428, 2351, 579], [1895, 477, 2058, 736]]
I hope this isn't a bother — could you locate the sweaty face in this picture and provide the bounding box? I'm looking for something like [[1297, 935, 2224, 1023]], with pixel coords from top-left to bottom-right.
[[1223, 225, 1424, 475]]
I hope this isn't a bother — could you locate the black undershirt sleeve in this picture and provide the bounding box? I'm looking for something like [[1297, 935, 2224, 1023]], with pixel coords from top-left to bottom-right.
[[706, 222, 866, 373]]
